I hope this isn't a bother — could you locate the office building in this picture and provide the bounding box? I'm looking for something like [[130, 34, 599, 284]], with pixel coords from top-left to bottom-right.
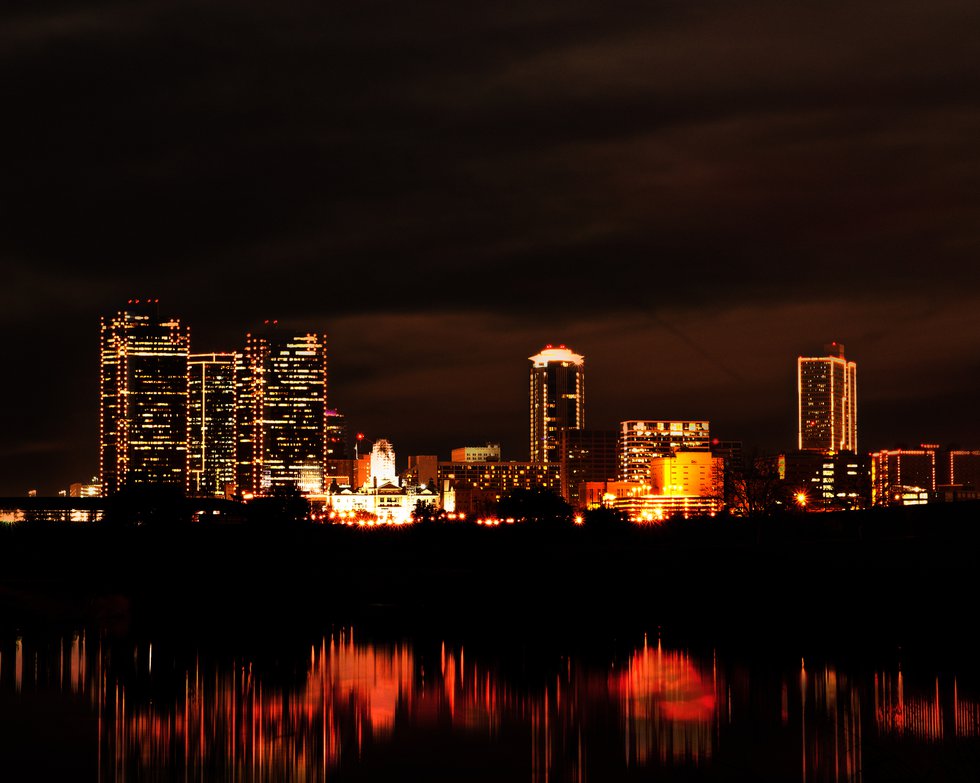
[[237, 324, 328, 496], [188, 353, 238, 497], [948, 450, 980, 489], [529, 345, 584, 463], [871, 447, 936, 505], [99, 301, 189, 495], [438, 460, 562, 513], [559, 428, 618, 506], [798, 342, 857, 454], [617, 420, 710, 483]]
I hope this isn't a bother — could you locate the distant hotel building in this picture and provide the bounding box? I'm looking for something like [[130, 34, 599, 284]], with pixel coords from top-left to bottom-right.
[[99, 301, 189, 495], [798, 342, 857, 454], [188, 353, 237, 497], [617, 420, 710, 483], [529, 345, 584, 464], [237, 324, 328, 496]]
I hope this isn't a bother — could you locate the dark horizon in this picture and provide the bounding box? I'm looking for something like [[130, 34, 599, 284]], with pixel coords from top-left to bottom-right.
[[3, 1, 980, 494]]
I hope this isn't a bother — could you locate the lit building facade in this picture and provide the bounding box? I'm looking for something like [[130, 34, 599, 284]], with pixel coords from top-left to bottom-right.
[[798, 343, 857, 454], [871, 447, 936, 505], [188, 353, 238, 497], [237, 325, 328, 496], [438, 461, 562, 503], [100, 301, 189, 495], [617, 421, 710, 483], [595, 480, 723, 521], [529, 345, 584, 464], [581, 450, 724, 520], [327, 439, 438, 524], [649, 450, 724, 498], [451, 444, 501, 462], [69, 479, 102, 498]]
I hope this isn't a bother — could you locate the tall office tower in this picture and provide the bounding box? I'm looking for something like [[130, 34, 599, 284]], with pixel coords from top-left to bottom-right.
[[798, 342, 857, 454], [100, 300, 189, 495], [617, 420, 710, 483], [529, 345, 585, 463], [188, 353, 238, 497], [237, 324, 328, 496]]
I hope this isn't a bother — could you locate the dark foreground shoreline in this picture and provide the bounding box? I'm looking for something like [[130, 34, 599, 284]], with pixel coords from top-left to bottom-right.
[[2, 501, 979, 661]]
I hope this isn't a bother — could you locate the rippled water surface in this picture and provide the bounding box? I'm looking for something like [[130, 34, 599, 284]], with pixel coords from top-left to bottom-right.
[[1, 626, 979, 781]]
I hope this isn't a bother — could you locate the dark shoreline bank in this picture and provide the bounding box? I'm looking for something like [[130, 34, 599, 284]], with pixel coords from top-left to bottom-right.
[[2, 501, 978, 664]]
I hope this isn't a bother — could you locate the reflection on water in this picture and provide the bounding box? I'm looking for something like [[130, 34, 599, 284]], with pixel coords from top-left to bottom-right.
[[1, 630, 978, 781]]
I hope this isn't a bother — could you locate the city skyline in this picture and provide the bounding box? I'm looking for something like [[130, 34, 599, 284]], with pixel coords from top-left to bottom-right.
[[0, 301, 976, 496], [2, 1, 980, 495]]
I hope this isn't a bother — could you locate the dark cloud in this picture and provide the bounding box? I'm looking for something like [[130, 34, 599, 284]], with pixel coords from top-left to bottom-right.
[[1, 1, 979, 492]]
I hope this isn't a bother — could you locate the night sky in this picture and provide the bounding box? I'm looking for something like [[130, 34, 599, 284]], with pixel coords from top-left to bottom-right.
[[3, 0, 980, 494]]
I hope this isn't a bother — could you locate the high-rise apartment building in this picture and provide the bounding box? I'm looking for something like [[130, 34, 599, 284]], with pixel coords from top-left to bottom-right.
[[798, 343, 857, 454], [529, 345, 584, 463], [237, 324, 328, 496], [188, 353, 238, 497], [617, 420, 710, 483], [100, 301, 189, 495]]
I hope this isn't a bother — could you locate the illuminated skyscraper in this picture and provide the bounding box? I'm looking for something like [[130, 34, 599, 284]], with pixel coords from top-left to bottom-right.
[[188, 353, 237, 497], [797, 343, 857, 454], [237, 324, 327, 495], [529, 345, 585, 463], [100, 301, 189, 495]]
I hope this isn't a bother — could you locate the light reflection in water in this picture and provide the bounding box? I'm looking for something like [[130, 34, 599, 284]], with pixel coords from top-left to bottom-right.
[[614, 636, 718, 766], [1, 631, 979, 781]]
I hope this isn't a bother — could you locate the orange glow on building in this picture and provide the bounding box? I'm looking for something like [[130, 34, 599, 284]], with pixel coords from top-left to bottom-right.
[[797, 343, 857, 455]]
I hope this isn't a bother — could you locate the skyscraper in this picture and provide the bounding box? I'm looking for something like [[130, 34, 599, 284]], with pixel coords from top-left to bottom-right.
[[188, 353, 237, 497], [100, 301, 189, 495], [797, 342, 857, 454], [237, 324, 328, 495], [529, 345, 584, 464]]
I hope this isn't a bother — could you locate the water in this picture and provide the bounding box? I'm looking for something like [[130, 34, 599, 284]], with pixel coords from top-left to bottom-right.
[[2, 626, 979, 781]]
